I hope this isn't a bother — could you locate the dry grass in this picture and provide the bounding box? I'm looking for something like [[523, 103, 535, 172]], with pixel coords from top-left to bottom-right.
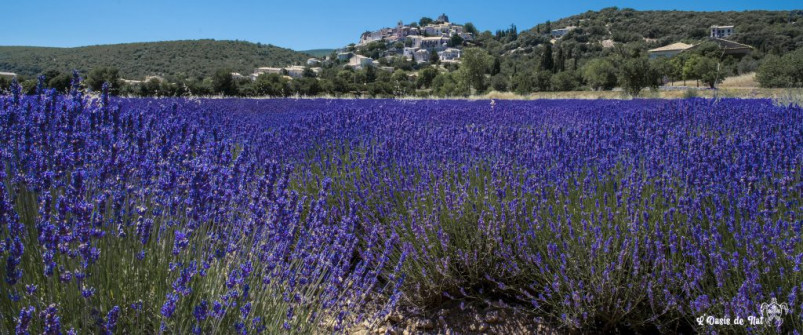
[[157, 73, 801, 103], [719, 72, 759, 88], [277, 88, 799, 101], [471, 89, 750, 100], [663, 72, 759, 90]]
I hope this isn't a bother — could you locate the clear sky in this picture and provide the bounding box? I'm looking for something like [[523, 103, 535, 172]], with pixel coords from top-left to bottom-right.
[[2, 0, 800, 51]]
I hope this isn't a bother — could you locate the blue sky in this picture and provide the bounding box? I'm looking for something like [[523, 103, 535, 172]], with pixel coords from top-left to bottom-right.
[[2, 0, 800, 51]]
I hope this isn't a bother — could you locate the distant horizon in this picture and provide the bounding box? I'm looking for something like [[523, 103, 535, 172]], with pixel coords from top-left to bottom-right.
[[2, 1, 801, 51], [0, 40, 340, 52]]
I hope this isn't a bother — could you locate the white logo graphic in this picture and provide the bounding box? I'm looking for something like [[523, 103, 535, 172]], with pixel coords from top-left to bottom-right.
[[760, 298, 790, 325], [695, 298, 792, 328]]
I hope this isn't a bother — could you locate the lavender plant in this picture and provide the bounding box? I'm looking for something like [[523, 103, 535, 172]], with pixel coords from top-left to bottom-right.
[[0, 81, 401, 334], [1, 81, 802, 334]]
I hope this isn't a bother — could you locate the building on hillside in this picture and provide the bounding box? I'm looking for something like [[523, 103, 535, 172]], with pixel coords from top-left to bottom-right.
[[407, 36, 423, 48], [423, 24, 448, 36], [414, 49, 431, 63], [350, 13, 471, 64], [252, 66, 321, 80], [438, 48, 462, 62], [647, 42, 695, 59], [395, 21, 405, 40], [710, 25, 734, 39], [0, 72, 16, 78], [420, 36, 449, 50], [402, 47, 417, 60], [347, 54, 375, 69], [550, 26, 576, 38], [254, 67, 283, 75], [360, 56, 375, 68], [306, 58, 321, 66], [285, 66, 306, 78], [394, 21, 422, 40], [337, 52, 353, 61], [231, 73, 246, 80]]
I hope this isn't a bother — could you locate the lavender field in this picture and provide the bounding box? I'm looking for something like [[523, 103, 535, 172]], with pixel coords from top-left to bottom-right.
[[1, 76, 802, 334]]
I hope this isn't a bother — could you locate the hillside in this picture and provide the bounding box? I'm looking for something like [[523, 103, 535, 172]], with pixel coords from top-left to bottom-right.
[[299, 49, 336, 58], [0, 40, 310, 79], [458, 8, 803, 93], [526, 8, 803, 53]]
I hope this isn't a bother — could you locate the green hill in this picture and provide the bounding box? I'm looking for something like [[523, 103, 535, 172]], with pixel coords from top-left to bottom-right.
[[469, 8, 802, 91], [527, 8, 803, 53], [0, 40, 311, 80]]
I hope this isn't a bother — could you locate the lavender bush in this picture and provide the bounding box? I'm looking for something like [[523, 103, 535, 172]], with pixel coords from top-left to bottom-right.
[[1, 76, 802, 334], [0, 77, 402, 334]]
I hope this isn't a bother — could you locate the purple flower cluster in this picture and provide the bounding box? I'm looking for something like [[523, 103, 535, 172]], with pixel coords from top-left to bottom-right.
[[1, 83, 801, 332], [0, 85, 402, 333]]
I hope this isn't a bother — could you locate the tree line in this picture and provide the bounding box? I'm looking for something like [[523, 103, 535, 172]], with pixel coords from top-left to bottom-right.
[[3, 43, 801, 98]]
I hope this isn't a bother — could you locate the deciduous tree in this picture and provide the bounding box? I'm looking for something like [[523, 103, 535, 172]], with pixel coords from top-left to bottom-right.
[[85, 67, 122, 94], [212, 69, 237, 96], [619, 57, 659, 97], [582, 58, 617, 91], [458, 48, 492, 93]]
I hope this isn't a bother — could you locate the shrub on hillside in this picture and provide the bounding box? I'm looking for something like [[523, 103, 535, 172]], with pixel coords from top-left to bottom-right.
[[757, 48, 803, 88]]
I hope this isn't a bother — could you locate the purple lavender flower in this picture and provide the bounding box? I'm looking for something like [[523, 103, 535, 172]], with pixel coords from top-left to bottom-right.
[[161, 293, 179, 318], [81, 286, 96, 298], [172, 230, 189, 255], [24, 284, 36, 295], [40, 304, 61, 335], [194, 300, 208, 321], [14, 306, 35, 335], [104, 306, 120, 335], [212, 301, 225, 318], [240, 302, 251, 319]]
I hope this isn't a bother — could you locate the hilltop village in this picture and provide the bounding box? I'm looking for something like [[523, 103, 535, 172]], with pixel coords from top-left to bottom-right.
[[241, 14, 473, 80]]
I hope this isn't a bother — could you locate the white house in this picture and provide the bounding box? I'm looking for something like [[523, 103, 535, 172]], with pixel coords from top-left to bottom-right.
[[306, 58, 321, 66], [285, 66, 307, 78], [347, 55, 375, 69], [438, 48, 462, 61], [710, 25, 734, 39], [408, 36, 423, 48], [254, 67, 283, 75]]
